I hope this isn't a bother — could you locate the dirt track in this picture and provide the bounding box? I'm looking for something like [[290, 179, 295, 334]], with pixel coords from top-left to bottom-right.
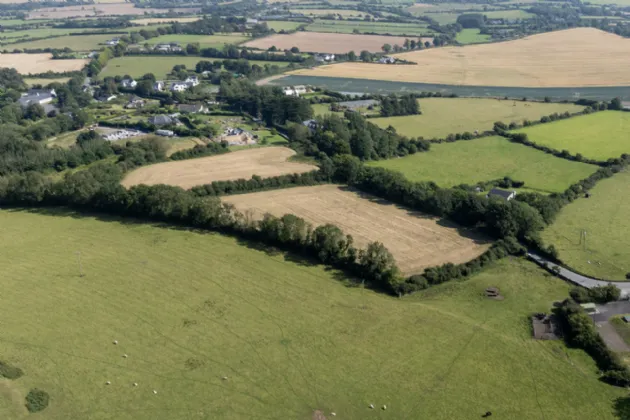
[[291, 28, 630, 87], [223, 185, 491, 274], [121, 147, 317, 189]]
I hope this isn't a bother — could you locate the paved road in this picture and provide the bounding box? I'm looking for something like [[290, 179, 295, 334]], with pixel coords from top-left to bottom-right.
[[527, 252, 630, 297]]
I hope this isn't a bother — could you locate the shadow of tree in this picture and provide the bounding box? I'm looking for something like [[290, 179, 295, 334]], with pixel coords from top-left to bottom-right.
[[614, 396, 630, 420]]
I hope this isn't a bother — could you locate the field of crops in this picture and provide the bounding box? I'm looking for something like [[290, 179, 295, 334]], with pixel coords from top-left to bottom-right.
[[368, 136, 597, 193], [513, 111, 630, 161], [0, 53, 87, 74], [370, 97, 583, 139], [100, 56, 289, 79], [291, 28, 630, 87], [1, 209, 624, 420], [542, 170, 630, 280]]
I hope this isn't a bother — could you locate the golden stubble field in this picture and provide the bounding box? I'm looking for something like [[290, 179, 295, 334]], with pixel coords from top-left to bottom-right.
[[224, 185, 491, 274], [121, 147, 317, 189], [0, 53, 88, 73], [291, 28, 630, 87], [244, 32, 432, 54]]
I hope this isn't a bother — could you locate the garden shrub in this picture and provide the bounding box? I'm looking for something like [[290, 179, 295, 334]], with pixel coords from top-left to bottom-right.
[[25, 389, 49, 413]]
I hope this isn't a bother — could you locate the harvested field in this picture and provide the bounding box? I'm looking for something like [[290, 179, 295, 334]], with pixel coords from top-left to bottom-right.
[[0, 53, 88, 74], [10, 34, 116, 51], [243, 32, 430, 54], [130, 17, 201, 25], [27, 4, 199, 19], [121, 147, 317, 189], [291, 28, 630, 87], [223, 185, 492, 274]]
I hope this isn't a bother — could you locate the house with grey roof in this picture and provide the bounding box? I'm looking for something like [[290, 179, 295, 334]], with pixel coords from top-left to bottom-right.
[[148, 115, 178, 126], [177, 103, 208, 114], [18, 89, 56, 108], [486, 188, 516, 201]]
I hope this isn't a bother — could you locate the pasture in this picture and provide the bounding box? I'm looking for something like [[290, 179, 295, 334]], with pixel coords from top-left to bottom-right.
[[25, 77, 71, 86], [147, 34, 249, 48], [291, 28, 630, 87], [9, 34, 116, 51], [223, 185, 491, 274], [305, 19, 436, 36], [542, 170, 630, 280], [513, 111, 630, 161], [121, 147, 317, 189], [100, 56, 289, 79], [482, 9, 535, 19], [456, 28, 491, 44], [0, 53, 87, 74], [370, 97, 583, 139], [244, 31, 431, 54], [0, 209, 624, 420], [265, 20, 304, 31], [367, 136, 597, 194]]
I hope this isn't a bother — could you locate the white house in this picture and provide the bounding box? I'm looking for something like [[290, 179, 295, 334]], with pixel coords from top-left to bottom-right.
[[105, 38, 120, 46], [18, 89, 56, 107], [170, 82, 189, 92], [121, 78, 137, 88], [185, 75, 199, 86], [153, 81, 165, 91], [379, 56, 396, 64], [283, 85, 307, 96], [315, 54, 335, 62]]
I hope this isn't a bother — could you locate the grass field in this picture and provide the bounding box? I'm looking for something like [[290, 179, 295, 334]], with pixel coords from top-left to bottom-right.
[[542, 170, 630, 280], [305, 19, 435, 36], [513, 111, 630, 161], [368, 136, 597, 193], [370, 97, 583, 139], [147, 34, 249, 48], [223, 185, 491, 274], [482, 9, 535, 19], [9, 34, 115, 51], [243, 32, 430, 54], [25, 77, 71, 87], [0, 53, 87, 74], [291, 28, 630, 87], [100, 56, 289, 79], [1, 209, 624, 419], [122, 147, 317, 189], [456, 28, 491, 44], [265, 20, 304, 31]]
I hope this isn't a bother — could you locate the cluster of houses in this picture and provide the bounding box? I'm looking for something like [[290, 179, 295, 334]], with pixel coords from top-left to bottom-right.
[[314, 53, 335, 63], [379, 56, 396, 64], [282, 85, 307, 96], [119, 76, 199, 93], [218, 127, 257, 146]]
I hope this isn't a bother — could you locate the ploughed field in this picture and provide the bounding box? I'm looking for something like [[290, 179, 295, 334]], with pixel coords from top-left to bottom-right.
[[0, 210, 624, 420], [243, 31, 432, 54], [290, 28, 630, 87], [223, 185, 492, 274], [121, 147, 317, 190], [367, 136, 597, 194]]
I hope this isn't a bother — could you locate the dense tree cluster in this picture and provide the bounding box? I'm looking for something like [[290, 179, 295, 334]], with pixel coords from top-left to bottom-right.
[[199, 45, 305, 63], [379, 94, 420, 117], [569, 284, 621, 304], [288, 112, 430, 160], [0, 68, 26, 91], [555, 300, 630, 387], [219, 80, 313, 126], [170, 141, 229, 161]]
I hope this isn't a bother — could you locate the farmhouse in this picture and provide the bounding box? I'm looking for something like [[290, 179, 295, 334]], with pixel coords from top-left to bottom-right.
[[120, 78, 137, 89], [487, 188, 516, 201], [283, 85, 307, 96], [148, 115, 178, 126], [177, 103, 208, 113], [125, 96, 145, 109], [315, 53, 335, 62], [105, 37, 120, 46], [154, 43, 182, 53], [379, 56, 396, 64], [185, 75, 199, 86], [18, 89, 56, 107], [219, 127, 257, 145]]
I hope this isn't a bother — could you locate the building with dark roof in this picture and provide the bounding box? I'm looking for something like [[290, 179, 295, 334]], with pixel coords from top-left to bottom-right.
[[486, 188, 516, 201]]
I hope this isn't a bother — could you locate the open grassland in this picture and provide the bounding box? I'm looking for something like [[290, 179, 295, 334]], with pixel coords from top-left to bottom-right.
[[0, 53, 87, 74], [25, 77, 71, 86], [265, 20, 304, 31], [291, 28, 630, 87], [306, 19, 435, 36], [244, 31, 430, 54], [100, 56, 289, 79], [368, 136, 597, 194], [513, 111, 630, 161], [147, 34, 249, 48], [0, 210, 625, 419], [456, 28, 491, 44], [9, 34, 116, 51], [130, 17, 202, 25], [542, 170, 630, 280], [482, 9, 535, 19], [122, 147, 317, 189], [371, 97, 583, 139], [223, 185, 491, 274]]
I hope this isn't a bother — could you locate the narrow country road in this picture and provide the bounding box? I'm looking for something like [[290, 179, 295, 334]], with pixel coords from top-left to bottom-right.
[[527, 252, 630, 296]]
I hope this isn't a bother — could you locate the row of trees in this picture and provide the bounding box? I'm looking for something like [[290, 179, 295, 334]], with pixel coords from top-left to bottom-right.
[[379, 94, 420, 117]]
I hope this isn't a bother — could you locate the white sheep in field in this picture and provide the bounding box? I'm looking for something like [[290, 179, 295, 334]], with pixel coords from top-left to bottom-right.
[[105, 381, 111, 385], [369, 404, 374, 409]]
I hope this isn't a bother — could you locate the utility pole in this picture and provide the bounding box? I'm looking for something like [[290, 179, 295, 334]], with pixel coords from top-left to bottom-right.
[[75, 251, 84, 277]]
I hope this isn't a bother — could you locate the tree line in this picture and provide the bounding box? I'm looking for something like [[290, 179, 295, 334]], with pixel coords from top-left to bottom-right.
[[379, 94, 420, 117]]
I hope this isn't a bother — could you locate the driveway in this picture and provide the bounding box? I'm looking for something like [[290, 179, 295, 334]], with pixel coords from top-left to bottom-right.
[[595, 321, 630, 352], [527, 252, 630, 297]]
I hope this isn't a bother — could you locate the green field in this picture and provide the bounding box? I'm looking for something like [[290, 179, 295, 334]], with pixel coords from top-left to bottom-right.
[[483, 9, 535, 19], [265, 20, 304, 31], [368, 136, 596, 193], [147, 34, 249, 48], [542, 170, 630, 280], [306, 19, 435, 36], [100, 56, 290, 79], [370, 97, 583, 139], [24, 77, 71, 87], [0, 209, 625, 419], [9, 34, 114, 51], [456, 28, 491, 44], [514, 111, 630, 161]]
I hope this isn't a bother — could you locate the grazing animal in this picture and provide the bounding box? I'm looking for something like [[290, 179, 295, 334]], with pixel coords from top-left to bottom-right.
[[105, 381, 111, 385], [482, 411, 492, 418], [113, 340, 118, 345], [369, 404, 374, 409]]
